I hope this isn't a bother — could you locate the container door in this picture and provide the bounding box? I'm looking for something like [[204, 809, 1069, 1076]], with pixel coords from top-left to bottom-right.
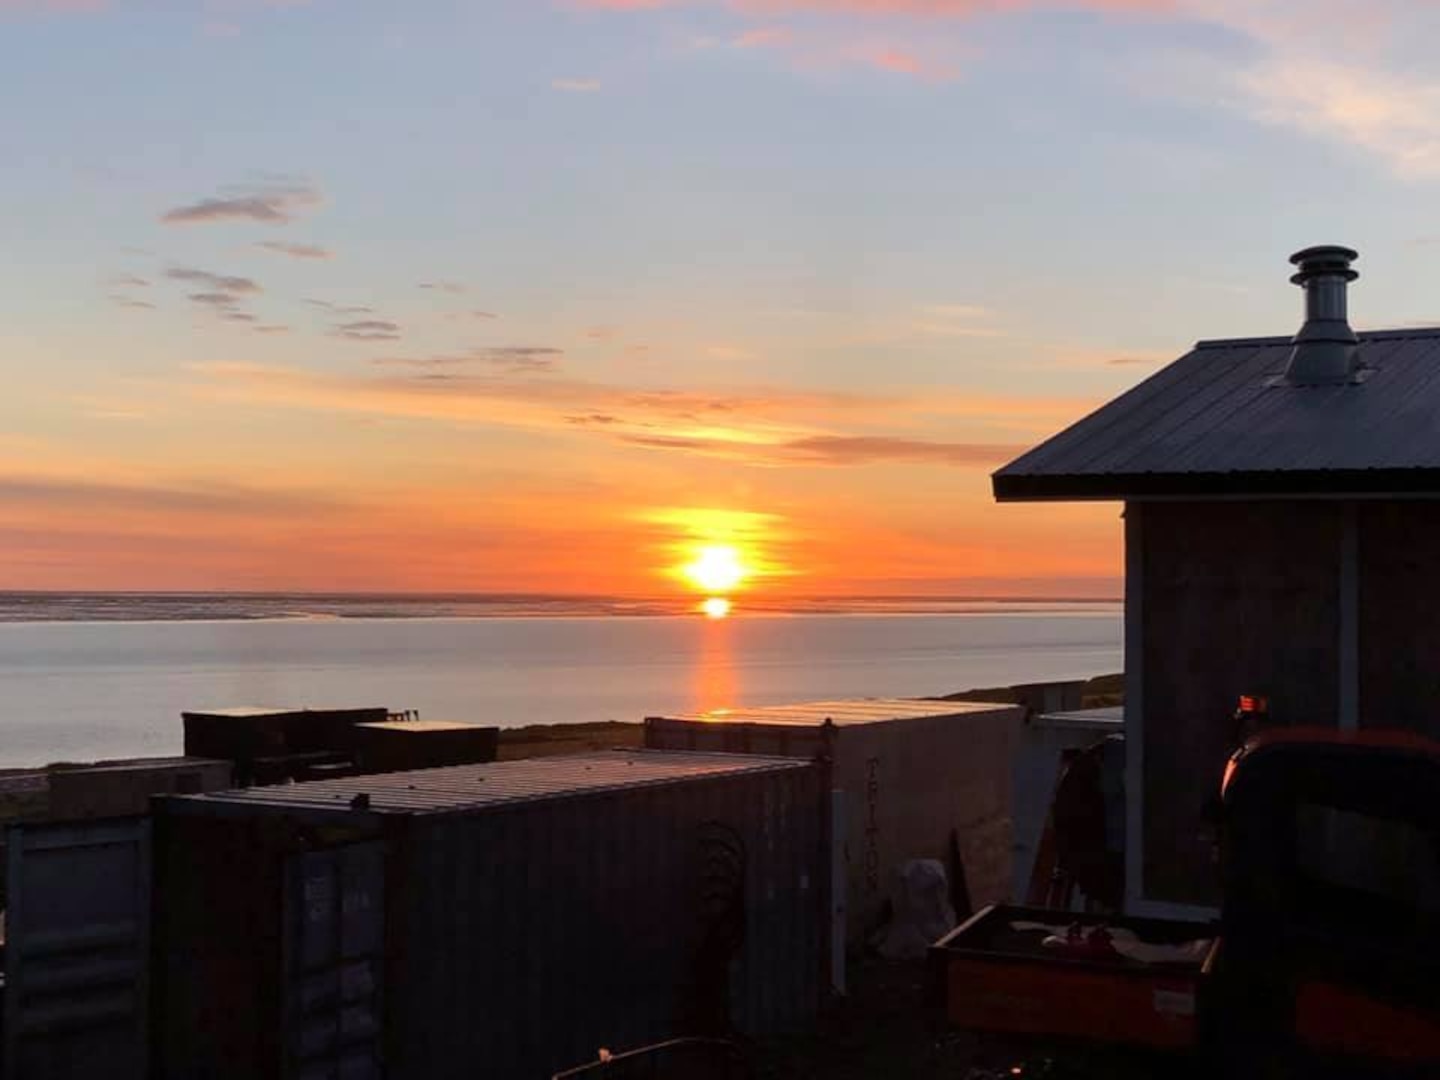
[[283, 843, 385, 1080], [3, 817, 151, 1080]]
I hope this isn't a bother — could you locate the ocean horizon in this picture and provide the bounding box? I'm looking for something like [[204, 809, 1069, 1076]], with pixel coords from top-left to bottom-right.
[[0, 596, 1122, 768], [0, 590, 1122, 623]]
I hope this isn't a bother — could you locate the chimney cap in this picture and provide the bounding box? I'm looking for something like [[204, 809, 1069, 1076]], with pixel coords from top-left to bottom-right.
[[1289, 245, 1359, 286]]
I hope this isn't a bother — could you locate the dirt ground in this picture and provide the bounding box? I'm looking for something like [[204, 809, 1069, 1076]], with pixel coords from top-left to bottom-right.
[[751, 956, 1185, 1080], [496, 720, 644, 760]]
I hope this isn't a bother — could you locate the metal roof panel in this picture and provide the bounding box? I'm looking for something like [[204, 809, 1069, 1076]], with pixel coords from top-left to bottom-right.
[[994, 330, 1440, 499], [173, 749, 811, 816]]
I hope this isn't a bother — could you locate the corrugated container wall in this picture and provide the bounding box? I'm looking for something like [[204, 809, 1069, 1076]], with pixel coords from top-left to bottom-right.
[[152, 751, 824, 1080], [644, 699, 1021, 941], [352, 720, 499, 774]]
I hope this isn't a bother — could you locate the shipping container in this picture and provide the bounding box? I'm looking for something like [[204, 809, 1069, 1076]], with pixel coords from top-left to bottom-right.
[[181, 708, 387, 785], [1011, 706, 1124, 900], [352, 720, 499, 774], [152, 749, 825, 1080], [46, 758, 233, 821], [644, 699, 1021, 942], [4, 817, 151, 1080]]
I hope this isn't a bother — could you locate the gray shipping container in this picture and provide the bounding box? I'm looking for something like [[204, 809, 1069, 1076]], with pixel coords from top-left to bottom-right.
[[46, 757, 233, 821], [152, 750, 825, 1080], [645, 699, 1022, 942], [4, 817, 151, 1080], [1011, 706, 1124, 901]]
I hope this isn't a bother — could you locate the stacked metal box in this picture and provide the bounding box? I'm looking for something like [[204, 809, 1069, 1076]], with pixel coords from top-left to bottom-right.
[[151, 749, 826, 1080]]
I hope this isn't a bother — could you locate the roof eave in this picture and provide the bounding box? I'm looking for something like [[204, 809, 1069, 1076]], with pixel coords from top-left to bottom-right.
[[993, 469, 1440, 502]]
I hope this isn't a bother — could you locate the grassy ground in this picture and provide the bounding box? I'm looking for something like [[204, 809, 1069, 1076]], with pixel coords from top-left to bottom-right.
[[939, 673, 1124, 710]]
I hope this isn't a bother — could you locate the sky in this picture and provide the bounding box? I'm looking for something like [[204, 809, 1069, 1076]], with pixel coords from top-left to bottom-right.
[[7, 0, 1440, 601]]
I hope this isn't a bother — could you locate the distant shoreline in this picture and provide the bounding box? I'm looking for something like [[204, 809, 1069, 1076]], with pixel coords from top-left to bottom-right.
[[0, 591, 1123, 625]]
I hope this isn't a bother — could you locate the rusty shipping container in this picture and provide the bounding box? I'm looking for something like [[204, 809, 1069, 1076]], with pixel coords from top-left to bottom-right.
[[151, 749, 825, 1080], [352, 720, 499, 774], [645, 699, 1021, 942]]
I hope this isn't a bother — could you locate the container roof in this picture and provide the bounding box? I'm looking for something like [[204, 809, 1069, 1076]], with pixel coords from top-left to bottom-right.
[[181, 706, 386, 719], [170, 749, 808, 816], [650, 697, 1015, 728], [1034, 705, 1124, 730], [993, 328, 1440, 500], [52, 756, 230, 774], [355, 721, 493, 733]]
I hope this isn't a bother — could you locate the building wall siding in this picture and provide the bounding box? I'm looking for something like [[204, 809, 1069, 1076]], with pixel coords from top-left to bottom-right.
[[1140, 500, 1341, 905], [1359, 501, 1440, 735]]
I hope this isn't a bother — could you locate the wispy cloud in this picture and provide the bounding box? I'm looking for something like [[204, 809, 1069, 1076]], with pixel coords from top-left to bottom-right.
[[108, 273, 151, 288], [188, 291, 243, 308], [913, 303, 1004, 338], [1231, 56, 1440, 180], [551, 78, 603, 92], [621, 432, 1025, 466], [418, 281, 467, 294], [578, 0, 1167, 12], [160, 180, 322, 226], [255, 240, 333, 260], [734, 26, 791, 47], [166, 267, 261, 294], [191, 360, 1090, 473], [863, 46, 956, 80], [0, 473, 348, 517], [254, 324, 291, 335], [108, 295, 156, 310], [165, 265, 265, 323], [305, 298, 374, 315], [333, 319, 402, 342], [375, 346, 565, 375]]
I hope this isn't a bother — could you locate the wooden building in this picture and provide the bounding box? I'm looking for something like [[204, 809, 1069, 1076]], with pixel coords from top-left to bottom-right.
[[992, 246, 1440, 915]]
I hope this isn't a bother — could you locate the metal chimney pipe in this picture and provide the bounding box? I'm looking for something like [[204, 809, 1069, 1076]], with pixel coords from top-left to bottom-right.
[[1285, 245, 1359, 385]]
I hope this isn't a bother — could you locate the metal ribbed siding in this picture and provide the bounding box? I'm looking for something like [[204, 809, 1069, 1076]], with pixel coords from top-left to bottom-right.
[[161, 751, 824, 1080], [385, 763, 822, 1079], [4, 818, 151, 1080], [646, 703, 1020, 943], [993, 329, 1440, 498]]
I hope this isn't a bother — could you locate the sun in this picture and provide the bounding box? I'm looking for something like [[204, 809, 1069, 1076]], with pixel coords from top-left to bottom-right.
[[701, 597, 732, 619], [681, 545, 748, 594]]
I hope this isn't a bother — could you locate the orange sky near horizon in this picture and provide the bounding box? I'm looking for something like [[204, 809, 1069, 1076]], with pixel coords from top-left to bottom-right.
[[29, 0, 1440, 600]]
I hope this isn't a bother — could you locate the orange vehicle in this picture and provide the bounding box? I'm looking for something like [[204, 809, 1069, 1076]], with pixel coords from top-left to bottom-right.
[[1208, 727, 1440, 1078]]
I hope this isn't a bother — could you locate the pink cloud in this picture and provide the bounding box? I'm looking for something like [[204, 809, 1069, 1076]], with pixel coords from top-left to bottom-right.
[[738, 0, 1166, 11], [574, 0, 1169, 13], [863, 46, 958, 78], [735, 25, 791, 46]]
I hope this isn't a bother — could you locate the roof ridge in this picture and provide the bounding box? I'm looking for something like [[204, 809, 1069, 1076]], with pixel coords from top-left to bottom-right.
[[1197, 327, 1440, 349]]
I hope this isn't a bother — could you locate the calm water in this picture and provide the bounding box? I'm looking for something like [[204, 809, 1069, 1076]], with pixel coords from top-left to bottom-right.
[[0, 596, 1122, 768]]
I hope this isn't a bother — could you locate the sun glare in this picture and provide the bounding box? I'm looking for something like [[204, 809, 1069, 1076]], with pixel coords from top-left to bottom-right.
[[701, 597, 732, 619], [682, 545, 748, 594]]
